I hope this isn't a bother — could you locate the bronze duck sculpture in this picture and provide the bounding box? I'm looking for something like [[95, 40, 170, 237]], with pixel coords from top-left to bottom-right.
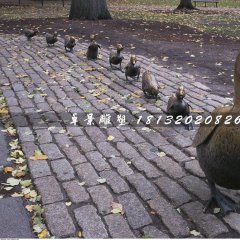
[[167, 85, 193, 130], [46, 31, 58, 47], [109, 44, 124, 71], [87, 34, 101, 60], [192, 52, 240, 215], [142, 70, 159, 100], [125, 55, 141, 83], [23, 28, 39, 41], [64, 35, 76, 52]]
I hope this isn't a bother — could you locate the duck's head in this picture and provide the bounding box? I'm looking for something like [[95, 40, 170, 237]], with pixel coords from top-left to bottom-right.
[[70, 36, 76, 43], [34, 28, 39, 34], [90, 34, 96, 42], [53, 31, 58, 37], [117, 44, 124, 52], [176, 85, 186, 100], [130, 55, 137, 65]]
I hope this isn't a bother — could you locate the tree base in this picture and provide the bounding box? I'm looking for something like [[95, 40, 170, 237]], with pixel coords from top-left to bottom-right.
[[69, 0, 112, 20]]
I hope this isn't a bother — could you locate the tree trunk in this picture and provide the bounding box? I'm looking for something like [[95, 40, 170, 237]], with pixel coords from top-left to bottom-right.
[[176, 0, 195, 10], [69, 0, 112, 20]]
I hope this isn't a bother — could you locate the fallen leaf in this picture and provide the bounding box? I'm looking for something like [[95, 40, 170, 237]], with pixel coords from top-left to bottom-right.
[[38, 229, 49, 239], [6, 177, 21, 186], [111, 202, 124, 215], [190, 230, 200, 237], [30, 150, 48, 161], [157, 151, 166, 157], [107, 135, 115, 141], [25, 205, 34, 212], [97, 177, 106, 184], [4, 166, 13, 173]]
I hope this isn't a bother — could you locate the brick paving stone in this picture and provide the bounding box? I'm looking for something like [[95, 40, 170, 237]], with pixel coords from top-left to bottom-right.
[[44, 202, 76, 237], [85, 126, 106, 143], [54, 134, 73, 147], [136, 129, 169, 147], [184, 160, 205, 178], [34, 176, 64, 204], [74, 205, 108, 238], [28, 160, 51, 179], [75, 163, 99, 186], [131, 156, 161, 178], [62, 180, 90, 203], [127, 173, 159, 201], [74, 136, 96, 152], [96, 141, 120, 158], [118, 193, 152, 229], [184, 146, 197, 157], [40, 143, 64, 160], [88, 185, 114, 214], [169, 135, 192, 148], [85, 151, 111, 172], [17, 127, 34, 142], [151, 157, 186, 179], [108, 157, 134, 177], [154, 177, 191, 207], [180, 175, 210, 201], [100, 170, 130, 193], [35, 129, 53, 144], [182, 201, 228, 237], [159, 144, 189, 162], [148, 196, 190, 237], [136, 142, 159, 161], [224, 213, 240, 234], [142, 225, 169, 238], [51, 159, 75, 181], [105, 214, 135, 238], [21, 141, 38, 158], [106, 127, 126, 142], [116, 142, 141, 159], [62, 145, 87, 165], [121, 128, 145, 144]]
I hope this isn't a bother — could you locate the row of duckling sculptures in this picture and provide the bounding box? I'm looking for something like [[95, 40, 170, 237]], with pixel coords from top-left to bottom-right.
[[24, 28, 240, 215], [23, 29, 192, 130]]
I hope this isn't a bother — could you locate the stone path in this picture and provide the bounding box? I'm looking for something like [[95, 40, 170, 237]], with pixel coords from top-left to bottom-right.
[[0, 34, 240, 238]]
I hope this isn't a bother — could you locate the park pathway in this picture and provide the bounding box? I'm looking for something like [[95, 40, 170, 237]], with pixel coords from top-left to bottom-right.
[[0, 34, 240, 238]]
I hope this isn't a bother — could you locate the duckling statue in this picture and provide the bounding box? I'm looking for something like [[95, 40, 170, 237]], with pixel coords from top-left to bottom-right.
[[167, 85, 193, 130], [64, 35, 76, 52], [23, 28, 39, 41], [46, 31, 58, 47], [87, 34, 101, 60], [109, 44, 124, 71], [125, 55, 141, 83], [192, 52, 240, 215], [142, 71, 159, 100]]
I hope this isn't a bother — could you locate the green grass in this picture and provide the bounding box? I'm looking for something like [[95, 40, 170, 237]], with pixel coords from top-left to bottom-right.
[[0, 0, 239, 40], [108, 0, 240, 8]]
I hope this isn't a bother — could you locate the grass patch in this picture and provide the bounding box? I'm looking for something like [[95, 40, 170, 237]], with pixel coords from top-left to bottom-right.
[[0, 0, 239, 40]]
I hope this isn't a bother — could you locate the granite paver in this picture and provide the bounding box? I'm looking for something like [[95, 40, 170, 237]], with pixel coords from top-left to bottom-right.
[[0, 35, 238, 237]]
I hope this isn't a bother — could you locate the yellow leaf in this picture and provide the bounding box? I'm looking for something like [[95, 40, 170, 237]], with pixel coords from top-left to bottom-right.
[[30, 150, 48, 161], [107, 135, 115, 141], [25, 205, 34, 212], [4, 166, 13, 173], [130, 92, 140, 98], [111, 202, 124, 215], [38, 229, 49, 239], [77, 231, 82, 238], [0, 108, 8, 114]]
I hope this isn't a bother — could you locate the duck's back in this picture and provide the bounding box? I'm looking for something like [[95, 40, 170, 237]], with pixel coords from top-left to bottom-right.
[[197, 125, 240, 189]]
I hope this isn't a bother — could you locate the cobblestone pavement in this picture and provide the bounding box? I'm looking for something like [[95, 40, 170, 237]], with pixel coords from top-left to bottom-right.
[[0, 34, 240, 238]]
